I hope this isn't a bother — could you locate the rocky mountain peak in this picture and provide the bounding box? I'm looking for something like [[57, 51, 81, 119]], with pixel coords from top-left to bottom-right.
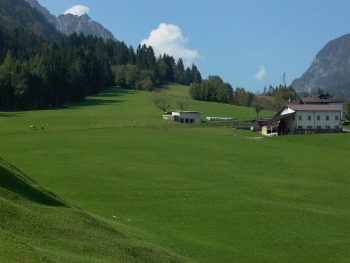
[[56, 13, 114, 40], [23, 0, 115, 40], [292, 33, 350, 97]]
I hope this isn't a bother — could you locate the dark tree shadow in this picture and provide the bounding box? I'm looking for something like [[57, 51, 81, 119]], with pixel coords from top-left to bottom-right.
[[0, 113, 21, 117], [69, 87, 135, 108]]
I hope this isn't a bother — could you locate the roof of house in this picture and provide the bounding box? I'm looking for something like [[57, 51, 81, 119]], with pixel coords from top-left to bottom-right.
[[260, 112, 294, 126], [286, 104, 340, 111], [171, 110, 202, 114], [299, 94, 345, 104]]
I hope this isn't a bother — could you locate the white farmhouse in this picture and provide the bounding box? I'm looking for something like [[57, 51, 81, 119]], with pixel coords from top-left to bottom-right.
[[299, 93, 345, 118], [260, 104, 342, 135], [163, 111, 202, 124]]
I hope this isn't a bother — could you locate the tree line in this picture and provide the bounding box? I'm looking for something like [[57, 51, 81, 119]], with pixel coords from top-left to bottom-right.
[[189, 76, 255, 107], [0, 23, 202, 110], [188, 76, 303, 116]]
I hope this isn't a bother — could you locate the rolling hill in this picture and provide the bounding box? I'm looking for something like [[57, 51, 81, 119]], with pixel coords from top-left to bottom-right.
[[0, 157, 189, 263]]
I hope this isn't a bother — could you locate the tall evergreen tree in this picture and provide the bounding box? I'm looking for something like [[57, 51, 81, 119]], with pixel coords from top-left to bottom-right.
[[191, 64, 202, 84]]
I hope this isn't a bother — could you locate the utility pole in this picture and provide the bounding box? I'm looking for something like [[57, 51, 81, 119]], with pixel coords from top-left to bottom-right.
[[282, 72, 287, 88], [282, 72, 291, 102]]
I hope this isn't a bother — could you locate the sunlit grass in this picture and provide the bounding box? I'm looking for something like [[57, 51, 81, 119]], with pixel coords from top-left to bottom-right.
[[1, 86, 349, 262]]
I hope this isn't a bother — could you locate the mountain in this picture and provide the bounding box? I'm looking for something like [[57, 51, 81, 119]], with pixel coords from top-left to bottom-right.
[[56, 13, 115, 40], [0, 0, 58, 39], [22, 0, 56, 25], [23, 0, 115, 40], [292, 33, 350, 97]]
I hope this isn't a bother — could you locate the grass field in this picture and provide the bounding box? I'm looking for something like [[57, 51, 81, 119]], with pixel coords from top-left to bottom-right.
[[0, 158, 189, 263], [1, 86, 350, 262]]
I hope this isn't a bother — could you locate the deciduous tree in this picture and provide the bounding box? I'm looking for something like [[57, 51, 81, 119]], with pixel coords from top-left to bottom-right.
[[152, 93, 172, 112]]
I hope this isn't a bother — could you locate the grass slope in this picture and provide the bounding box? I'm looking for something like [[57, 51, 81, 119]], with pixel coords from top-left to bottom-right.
[[1, 85, 350, 262], [0, 158, 189, 263], [0, 85, 271, 134]]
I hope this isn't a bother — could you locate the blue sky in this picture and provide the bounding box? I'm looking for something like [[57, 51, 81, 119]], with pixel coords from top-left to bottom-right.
[[38, 0, 350, 93]]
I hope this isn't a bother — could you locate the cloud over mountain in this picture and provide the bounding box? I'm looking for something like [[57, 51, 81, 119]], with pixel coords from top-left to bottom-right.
[[64, 5, 89, 16], [255, 65, 266, 81], [141, 23, 200, 67]]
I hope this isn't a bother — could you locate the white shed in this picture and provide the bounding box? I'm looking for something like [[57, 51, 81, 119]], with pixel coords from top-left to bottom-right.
[[163, 111, 202, 124]]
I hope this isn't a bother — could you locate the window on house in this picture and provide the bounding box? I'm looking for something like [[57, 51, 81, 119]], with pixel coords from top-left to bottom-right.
[[317, 116, 320, 121], [307, 125, 312, 129], [297, 126, 303, 129], [326, 116, 329, 120], [308, 116, 311, 121], [325, 125, 330, 129], [335, 116, 339, 121], [316, 126, 321, 129], [298, 116, 302, 121], [335, 126, 339, 129]]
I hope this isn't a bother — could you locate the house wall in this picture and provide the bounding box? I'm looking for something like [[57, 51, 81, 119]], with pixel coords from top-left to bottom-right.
[[261, 123, 278, 135], [333, 102, 344, 119], [283, 115, 296, 131], [291, 111, 342, 130], [163, 115, 175, 121]]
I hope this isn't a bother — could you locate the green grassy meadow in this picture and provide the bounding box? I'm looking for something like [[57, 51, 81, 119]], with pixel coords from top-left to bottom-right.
[[0, 158, 189, 263], [1, 86, 350, 262]]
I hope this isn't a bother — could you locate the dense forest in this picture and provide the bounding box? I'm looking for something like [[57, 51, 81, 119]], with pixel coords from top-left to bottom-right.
[[0, 0, 303, 113], [189, 76, 256, 107], [0, 0, 202, 110]]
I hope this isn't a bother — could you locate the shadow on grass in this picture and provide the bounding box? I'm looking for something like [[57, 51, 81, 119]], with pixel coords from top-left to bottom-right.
[[71, 88, 137, 108], [72, 99, 126, 108], [0, 161, 67, 207], [97, 88, 136, 97], [0, 112, 21, 117]]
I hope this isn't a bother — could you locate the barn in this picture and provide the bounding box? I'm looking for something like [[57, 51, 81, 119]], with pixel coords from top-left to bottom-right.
[[299, 93, 345, 118], [260, 104, 342, 135]]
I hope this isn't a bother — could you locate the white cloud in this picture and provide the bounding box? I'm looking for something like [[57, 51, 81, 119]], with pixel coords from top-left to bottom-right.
[[64, 5, 90, 16], [141, 23, 201, 67], [255, 65, 266, 81]]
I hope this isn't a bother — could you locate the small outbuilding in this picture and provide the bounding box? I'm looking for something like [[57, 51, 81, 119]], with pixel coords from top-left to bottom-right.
[[163, 111, 202, 124]]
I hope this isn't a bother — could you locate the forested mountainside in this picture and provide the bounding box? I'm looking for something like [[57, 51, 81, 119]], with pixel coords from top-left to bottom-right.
[[22, 0, 56, 25], [0, 0, 202, 111], [0, 0, 57, 39], [292, 33, 350, 97]]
